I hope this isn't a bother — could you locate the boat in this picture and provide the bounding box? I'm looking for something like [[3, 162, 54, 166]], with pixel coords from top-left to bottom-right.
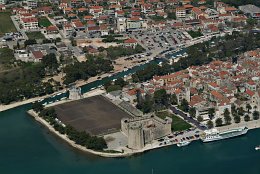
[[60, 97, 67, 100], [48, 101, 53, 104], [43, 102, 47, 106], [56, 92, 62, 96], [255, 145, 260, 150], [200, 127, 248, 143], [38, 99, 44, 102], [177, 141, 190, 147]]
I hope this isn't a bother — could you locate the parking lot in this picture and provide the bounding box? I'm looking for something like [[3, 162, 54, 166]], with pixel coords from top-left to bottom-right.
[[127, 28, 191, 53]]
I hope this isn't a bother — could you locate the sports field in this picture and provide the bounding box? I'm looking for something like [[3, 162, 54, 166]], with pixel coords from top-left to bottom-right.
[[0, 12, 16, 36], [53, 95, 132, 136]]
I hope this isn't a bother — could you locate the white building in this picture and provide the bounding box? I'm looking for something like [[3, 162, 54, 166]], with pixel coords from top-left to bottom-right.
[[176, 7, 186, 19], [21, 17, 39, 30]]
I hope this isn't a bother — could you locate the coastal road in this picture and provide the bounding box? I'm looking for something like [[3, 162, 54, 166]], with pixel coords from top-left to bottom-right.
[[170, 105, 207, 130]]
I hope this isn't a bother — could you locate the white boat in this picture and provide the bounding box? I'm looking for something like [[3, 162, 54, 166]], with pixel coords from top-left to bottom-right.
[[56, 92, 62, 96], [201, 127, 248, 143], [90, 87, 95, 90], [43, 102, 47, 106], [48, 101, 53, 104], [177, 141, 190, 147], [255, 146, 260, 150], [38, 99, 44, 102], [60, 97, 67, 100]]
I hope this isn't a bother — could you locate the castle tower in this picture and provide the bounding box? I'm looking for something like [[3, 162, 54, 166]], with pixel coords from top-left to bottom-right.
[[128, 122, 145, 150]]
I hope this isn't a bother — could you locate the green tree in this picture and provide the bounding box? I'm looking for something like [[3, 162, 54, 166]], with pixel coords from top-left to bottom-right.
[[179, 99, 189, 112], [208, 108, 215, 119], [234, 115, 241, 123], [207, 120, 214, 129], [170, 93, 178, 105], [189, 107, 196, 118], [42, 53, 59, 74], [32, 102, 44, 113], [215, 118, 223, 127], [244, 115, 250, 122], [154, 89, 169, 106], [224, 108, 232, 125], [197, 116, 203, 122], [106, 85, 121, 93], [246, 104, 252, 113], [114, 77, 128, 88], [24, 39, 37, 46], [238, 107, 245, 116], [167, 12, 176, 20], [253, 111, 260, 120], [231, 104, 237, 116]]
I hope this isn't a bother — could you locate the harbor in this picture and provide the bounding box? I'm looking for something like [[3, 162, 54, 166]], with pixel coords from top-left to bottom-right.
[[0, 106, 259, 174]]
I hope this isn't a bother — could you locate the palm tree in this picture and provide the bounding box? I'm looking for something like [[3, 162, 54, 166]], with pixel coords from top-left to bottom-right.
[[253, 111, 260, 120], [224, 108, 232, 125], [238, 107, 245, 116], [234, 116, 241, 123], [207, 120, 214, 129], [231, 104, 237, 116], [215, 118, 223, 127], [246, 104, 252, 113], [244, 115, 250, 122]]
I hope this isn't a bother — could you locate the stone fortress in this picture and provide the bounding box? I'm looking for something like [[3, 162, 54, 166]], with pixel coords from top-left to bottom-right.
[[121, 115, 172, 150]]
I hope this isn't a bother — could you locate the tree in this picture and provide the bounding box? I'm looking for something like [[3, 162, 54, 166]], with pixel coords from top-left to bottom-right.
[[238, 107, 245, 116], [244, 115, 250, 122], [114, 77, 128, 88], [24, 39, 37, 46], [224, 108, 232, 125], [142, 94, 153, 113], [253, 111, 260, 120], [197, 116, 203, 122], [231, 104, 237, 116], [246, 18, 257, 28], [32, 102, 44, 113], [170, 93, 178, 105], [42, 53, 59, 74], [208, 108, 215, 119], [215, 118, 223, 127], [167, 12, 176, 20], [189, 107, 196, 118], [246, 104, 252, 113], [207, 120, 214, 129], [154, 89, 169, 106], [179, 99, 189, 112], [106, 85, 121, 93], [234, 115, 241, 123]]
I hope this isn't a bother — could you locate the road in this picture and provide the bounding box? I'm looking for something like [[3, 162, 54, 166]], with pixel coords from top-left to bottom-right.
[[169, 105, 207, 130]]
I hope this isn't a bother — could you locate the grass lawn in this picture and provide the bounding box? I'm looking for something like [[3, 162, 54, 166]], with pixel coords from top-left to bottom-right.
[[0, 12, 17, 36], [26, 31, 45, 40], [38, 17, 52, 27], [156, 111, 192, 132]]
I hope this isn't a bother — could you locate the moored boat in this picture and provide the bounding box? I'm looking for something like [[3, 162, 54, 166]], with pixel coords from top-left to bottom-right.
[[177, 141, 190, 147], [201, 127, 248, 143]]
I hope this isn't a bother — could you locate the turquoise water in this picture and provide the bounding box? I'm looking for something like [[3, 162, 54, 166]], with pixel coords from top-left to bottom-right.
[[0, 49, 260, 174], [0, 106, 260, 174]]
